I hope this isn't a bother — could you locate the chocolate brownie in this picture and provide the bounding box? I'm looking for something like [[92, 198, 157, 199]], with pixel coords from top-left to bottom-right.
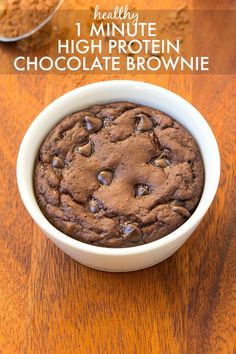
[[34, 102, 204, 247]]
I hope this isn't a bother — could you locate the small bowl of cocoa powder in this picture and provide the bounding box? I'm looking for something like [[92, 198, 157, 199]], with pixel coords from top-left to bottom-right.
[[0, 0, 63, 42]]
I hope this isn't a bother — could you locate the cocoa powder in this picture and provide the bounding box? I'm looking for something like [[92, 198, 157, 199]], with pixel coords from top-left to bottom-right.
[[0, 0, 61, 38]]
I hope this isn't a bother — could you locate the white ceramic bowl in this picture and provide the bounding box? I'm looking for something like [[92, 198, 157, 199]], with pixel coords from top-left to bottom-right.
[[17, 80, 220, 272]]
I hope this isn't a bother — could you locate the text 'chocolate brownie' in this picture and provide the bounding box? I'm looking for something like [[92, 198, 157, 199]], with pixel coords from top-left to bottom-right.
[[34, 102, 204, 247]]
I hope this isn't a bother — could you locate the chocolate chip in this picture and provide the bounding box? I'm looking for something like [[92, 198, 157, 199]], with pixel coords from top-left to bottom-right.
[[171, 204, 190, 218], [123, 224, 143, 242], [171, 200, 185, 207], [152, 157, 169, 168], [77, 141, 93, 157], [135, 184, 150, 197], [89, 199, 100, 214], [84, 116, 103, 133], [51, 156, 64, 169], [97, 170, 113, 186], [136, 114, 153, 132]]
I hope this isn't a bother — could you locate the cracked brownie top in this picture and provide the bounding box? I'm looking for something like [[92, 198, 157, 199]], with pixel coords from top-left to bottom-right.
[[34, 101, 204, 248]]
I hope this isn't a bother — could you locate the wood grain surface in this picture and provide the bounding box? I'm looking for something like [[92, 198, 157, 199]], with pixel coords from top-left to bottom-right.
[[0, 0, 235, 353]]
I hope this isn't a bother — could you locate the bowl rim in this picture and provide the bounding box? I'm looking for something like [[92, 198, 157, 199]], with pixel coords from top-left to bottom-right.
[[17, 80, 221, 256]]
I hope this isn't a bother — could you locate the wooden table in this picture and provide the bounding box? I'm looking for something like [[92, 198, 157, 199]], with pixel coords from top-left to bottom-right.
[[0, 1, 235, 353]]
